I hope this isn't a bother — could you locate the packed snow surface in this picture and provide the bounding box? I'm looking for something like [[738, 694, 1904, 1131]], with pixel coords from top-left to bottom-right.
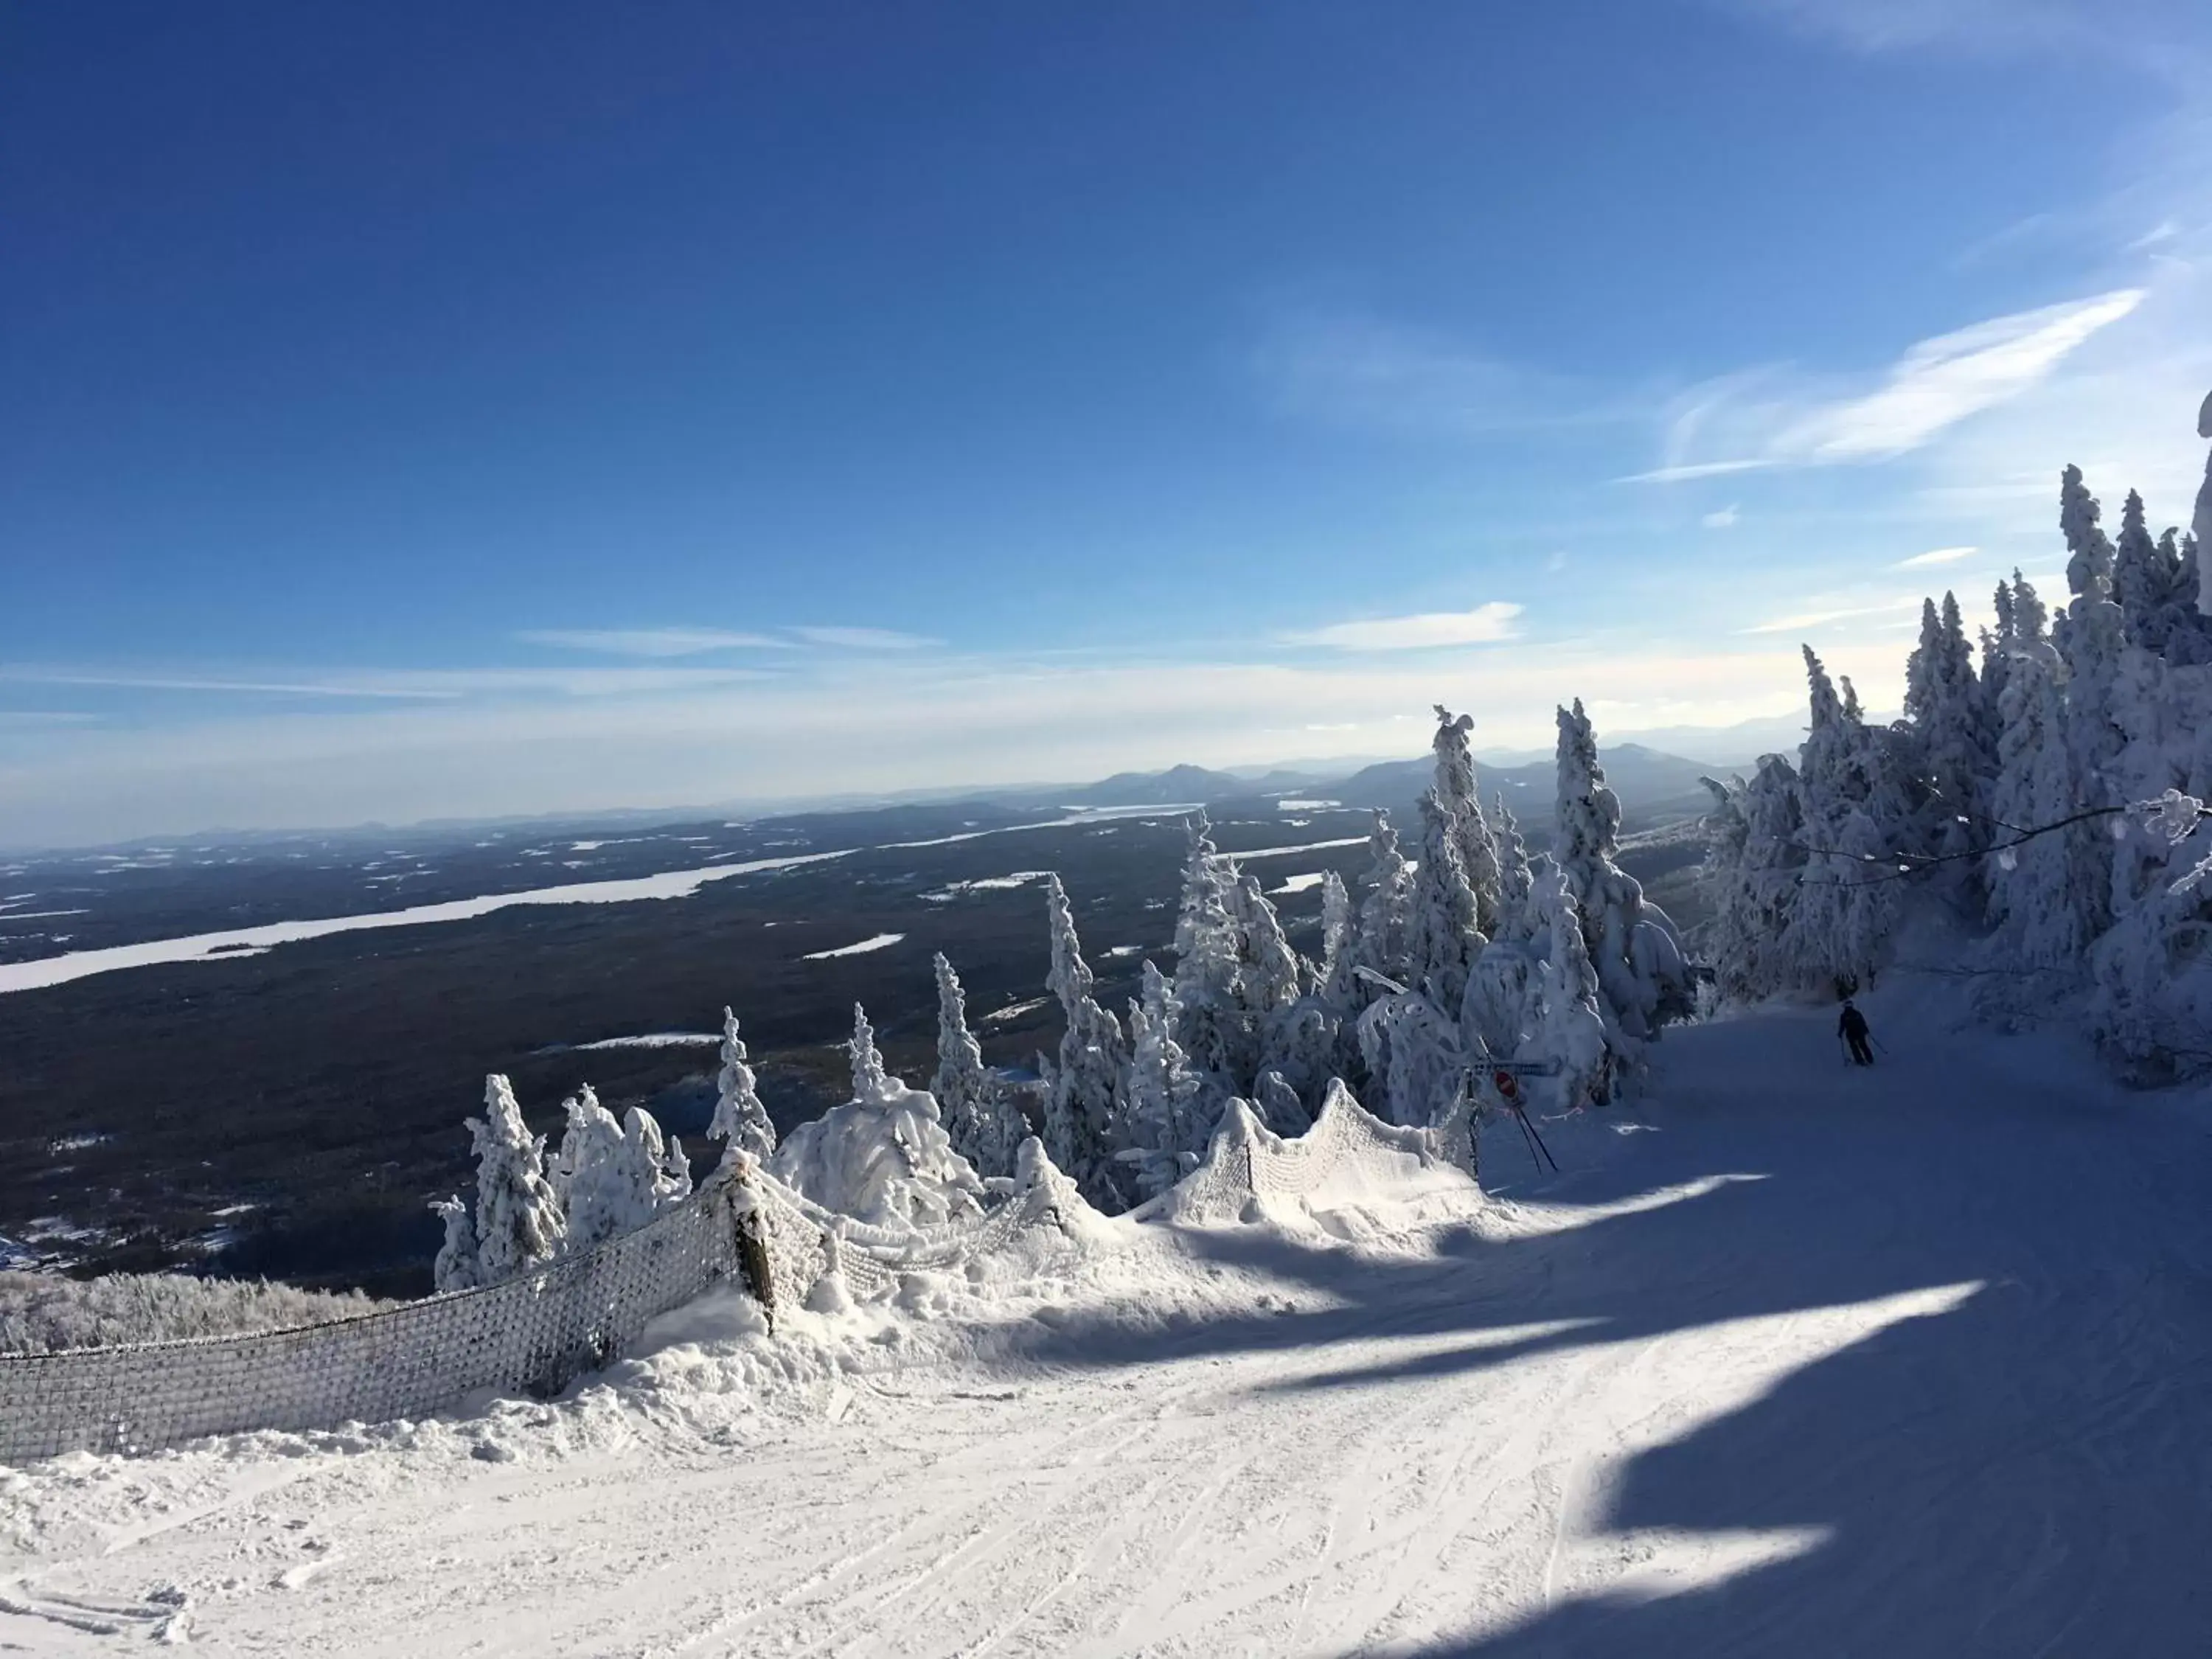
[[4, 987, 2208, 1654]]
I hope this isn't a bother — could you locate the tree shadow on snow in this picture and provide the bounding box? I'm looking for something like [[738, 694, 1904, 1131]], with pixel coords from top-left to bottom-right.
[[1000, 1047, 2212, 1658]]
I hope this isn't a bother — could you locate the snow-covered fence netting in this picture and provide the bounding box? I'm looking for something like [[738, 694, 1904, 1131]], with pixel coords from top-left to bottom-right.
[[1158, 1080, 1474, 1227], [0, 1177, 763, 1464], [751, 1138, 1103, 1312]]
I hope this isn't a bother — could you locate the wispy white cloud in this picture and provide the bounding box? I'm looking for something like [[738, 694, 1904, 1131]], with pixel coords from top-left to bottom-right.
[[1624, 289, 2146, 482], [1891, 545, 1978, 568], [1619, 459, 1778, 484], [1712, 0, 2211, 82], [787, 626, 940, 650], [1737, 597, 1924, 635], [518, 627, 788, 657], [1702, 505, 1741, 529], [1783, 291, 2145, 462], [0, 669, 459, 701], [0, 665, 777, 701], [1282, 603, 1524, 651]]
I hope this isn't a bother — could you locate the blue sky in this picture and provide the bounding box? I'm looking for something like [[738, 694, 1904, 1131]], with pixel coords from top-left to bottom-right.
[[4, 0, 2210, 846]]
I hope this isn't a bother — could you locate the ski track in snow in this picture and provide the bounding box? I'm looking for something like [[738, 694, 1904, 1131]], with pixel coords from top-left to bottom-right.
[[3, 987, 2210, 1655]]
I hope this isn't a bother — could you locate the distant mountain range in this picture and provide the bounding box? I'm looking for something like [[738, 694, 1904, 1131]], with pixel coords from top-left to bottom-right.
[[1051, 740, 1733, 834]]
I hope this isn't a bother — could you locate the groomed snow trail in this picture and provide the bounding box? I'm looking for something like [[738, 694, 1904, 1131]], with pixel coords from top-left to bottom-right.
[[4, 987, 2209, 1656]]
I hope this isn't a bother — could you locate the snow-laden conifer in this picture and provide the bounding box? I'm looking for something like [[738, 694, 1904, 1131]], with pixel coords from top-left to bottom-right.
[[708, 1006, 776, 1166], [1043, 875, 1132, 1210], [848, 1002, 893, 1103], [1117, 960, 1205, 1199], [467, 1074, 566, 1284], [1554, 699, 1689, 1041], [658, 1135, 693, 1205], [1985, 653, 2087, 967], [430, 1195, 480, 1294], [1527, 861, 1614, 1108], [555, 1086, 634, 1253], [1491, 793, 1534, 943], [769, 1010, 987, 1228], [1352, 809, 1413, 992], [621, 1106, 682, 1217], [1230, 869, 1304, 1023], [1170, 817, 1247, 1090], [933, 951, 1024, 1180], [1317, 869, 1362, 1012], [2196, 387, 2212, 608], [1431, 706, 1503, 934], [1402, 788, 1484, 1012]]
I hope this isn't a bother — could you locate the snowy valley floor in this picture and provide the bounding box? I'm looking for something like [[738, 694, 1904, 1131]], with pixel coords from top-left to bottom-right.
[[4, 986, 2211, 1657]]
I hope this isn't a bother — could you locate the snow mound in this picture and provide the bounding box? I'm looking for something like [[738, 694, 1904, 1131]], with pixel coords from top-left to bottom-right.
[[1152, 1079, 1478, 1237], [768, 1075, 988, 1229]]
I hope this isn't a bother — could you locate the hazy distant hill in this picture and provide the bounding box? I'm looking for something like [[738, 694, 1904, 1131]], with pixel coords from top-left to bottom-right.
[[1310, 742, 1719, 832]]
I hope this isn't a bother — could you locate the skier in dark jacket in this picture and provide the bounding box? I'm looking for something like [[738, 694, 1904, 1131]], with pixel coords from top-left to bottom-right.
[[1839, 1000, 1874, 1065]]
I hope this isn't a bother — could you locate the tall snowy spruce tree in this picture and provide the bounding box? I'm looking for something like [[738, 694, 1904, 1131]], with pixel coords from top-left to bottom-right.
[[933, 951, 1025, 1180], [1117, 960, 1206, 1200], [467, 1074, 566, 1284], [1351, 808, 1413, 995], [1042, 875, 1131, 1210], [1402, 787, 1486, 1012], [1170, 815, 1248, 1094], [708, 1006, 776, 1169], [1554, 699, 1689, 1046]]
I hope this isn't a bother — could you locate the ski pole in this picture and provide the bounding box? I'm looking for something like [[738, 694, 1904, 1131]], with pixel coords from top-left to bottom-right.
[[1511, 1103, 1544, 1172], [1516, 1104, 1559, 1173]]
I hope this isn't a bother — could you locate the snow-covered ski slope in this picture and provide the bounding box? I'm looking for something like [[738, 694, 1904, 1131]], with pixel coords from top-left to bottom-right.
[[4, 984, 2209, 1656]]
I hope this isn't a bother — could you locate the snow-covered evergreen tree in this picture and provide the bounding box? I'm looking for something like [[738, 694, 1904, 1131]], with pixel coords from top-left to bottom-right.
[[1491, 793, 1534, 943], [769, 1021, 987, 1229], [554, 1088, 675, 1251], [707, 1006, 776, 1168], [1527, 860, 1615, 1108], [932, 952, 1024, 1180], [1253, 1069, 1314, 1136], [1697, 752, 1809, 998], [1170, 815, 1246, 1089], [1317, 869, 1362, 1011], [467, 1074, 566, 1284], [1116, 960, 1206, 1200], [1430, 706, 1503, 935], [1043, 876, 1132, 1211], [1791, 648, 1913, 988], [2054, 467, 2130, 942], [1229, 869, 1304, 1028], [658, 1135, 694, 1204], [622, 1106, 683, 1214], [848, 1001, 893, 1103], [2196, 387, 2212, 608], [1985, 653, 2088, 968], [1462, 933, 1540, 1062], [1402, 787, 1485, 1011], [1352, 807, 1414, 993], [1554, 699, 1689, 1042], [1904, 591, 1994, 880], [554, 1085, 627, 1251], [429, 1194, 480, 1293], [1356, 987, 1470, 1130]]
